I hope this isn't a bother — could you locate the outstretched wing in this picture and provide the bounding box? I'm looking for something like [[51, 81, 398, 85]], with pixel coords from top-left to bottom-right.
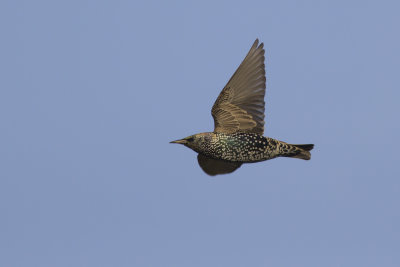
[[197, 154, 242, 176], [212, 39, 266, 134]]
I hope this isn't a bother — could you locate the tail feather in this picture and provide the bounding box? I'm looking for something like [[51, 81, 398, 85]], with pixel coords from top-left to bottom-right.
[[293, 144, 314, 151], [292, 144, 314, 160], [279, 143, 314, 160], [290, 150, 311, 160]]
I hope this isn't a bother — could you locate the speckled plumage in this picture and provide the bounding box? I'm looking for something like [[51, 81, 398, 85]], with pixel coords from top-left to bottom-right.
[[171, 39, 314, 176], [186, 132, 279, 163]]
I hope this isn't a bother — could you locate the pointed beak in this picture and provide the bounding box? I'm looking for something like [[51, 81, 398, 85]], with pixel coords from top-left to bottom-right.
[[170, 138, 187, 144]]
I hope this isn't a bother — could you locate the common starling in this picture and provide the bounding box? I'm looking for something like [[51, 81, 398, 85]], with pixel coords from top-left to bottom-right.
[[171, 39, 314, 176]]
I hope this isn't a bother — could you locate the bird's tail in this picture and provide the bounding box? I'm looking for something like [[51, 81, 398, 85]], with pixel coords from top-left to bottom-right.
[[278, 142, 314, 160]]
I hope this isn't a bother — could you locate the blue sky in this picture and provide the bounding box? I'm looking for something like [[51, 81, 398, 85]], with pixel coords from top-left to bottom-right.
[[1, 0, 400, 266]]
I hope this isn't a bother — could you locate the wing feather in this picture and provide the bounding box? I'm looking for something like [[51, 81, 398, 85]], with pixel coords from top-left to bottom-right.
[[211, 39, 266, 134], [197, 154, 242, 176]]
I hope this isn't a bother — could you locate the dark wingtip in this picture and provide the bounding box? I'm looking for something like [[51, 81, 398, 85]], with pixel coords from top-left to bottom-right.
[[251, 39, 259, 50]]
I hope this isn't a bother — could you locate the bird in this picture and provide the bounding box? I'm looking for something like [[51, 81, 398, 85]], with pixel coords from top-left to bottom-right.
[[170, 39, 314, 176]]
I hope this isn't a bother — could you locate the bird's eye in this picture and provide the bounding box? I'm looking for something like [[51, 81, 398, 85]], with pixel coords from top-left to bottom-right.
[[187, 137, 194, 142]]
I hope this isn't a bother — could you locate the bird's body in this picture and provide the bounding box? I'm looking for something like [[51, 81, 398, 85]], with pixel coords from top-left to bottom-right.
[[183, 132, 311, 163], [171, 39, 314, 175]]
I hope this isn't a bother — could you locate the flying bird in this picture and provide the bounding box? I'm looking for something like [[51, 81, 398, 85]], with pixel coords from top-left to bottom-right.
[[171, 39, 314, 176]]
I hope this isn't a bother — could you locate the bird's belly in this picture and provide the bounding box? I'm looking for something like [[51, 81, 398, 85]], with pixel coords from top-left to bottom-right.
[[205, 135, 278, 163], [215, 147, 272, 163]]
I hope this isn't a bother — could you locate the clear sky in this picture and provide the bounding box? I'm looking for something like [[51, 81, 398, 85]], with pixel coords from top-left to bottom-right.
[[1, 0, 400, 266]]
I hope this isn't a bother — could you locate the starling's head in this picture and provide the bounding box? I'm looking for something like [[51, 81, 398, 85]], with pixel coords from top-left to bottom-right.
[[170, 133, 212, 152]]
